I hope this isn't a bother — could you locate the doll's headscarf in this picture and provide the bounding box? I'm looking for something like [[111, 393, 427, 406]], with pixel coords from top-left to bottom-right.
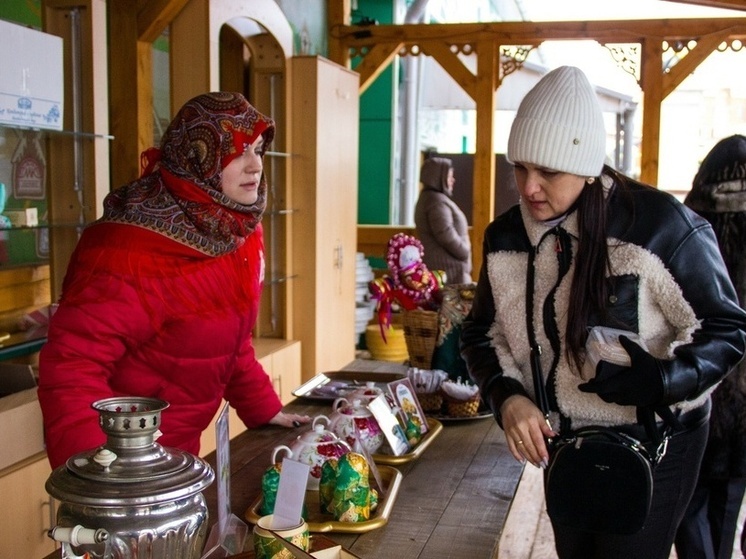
[[101, 92, 275, 256]]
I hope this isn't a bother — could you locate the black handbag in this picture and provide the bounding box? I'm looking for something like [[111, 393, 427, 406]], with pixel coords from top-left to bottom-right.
[[523, 242, 670, 535], [544, 425, 659, 535]]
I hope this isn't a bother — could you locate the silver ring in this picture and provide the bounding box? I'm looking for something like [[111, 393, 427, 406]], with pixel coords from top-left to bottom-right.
[[517, 440, 524, 445]]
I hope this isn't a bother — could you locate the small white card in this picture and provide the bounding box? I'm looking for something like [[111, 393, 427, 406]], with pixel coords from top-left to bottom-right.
[[367, 394, 410, 456], [272, 458, 310, 529]]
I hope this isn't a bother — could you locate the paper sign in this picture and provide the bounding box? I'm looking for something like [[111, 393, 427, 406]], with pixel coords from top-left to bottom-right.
[[273, 458, 310, 528], [367, 394, 410, 456], [0, 19, 63, 130]]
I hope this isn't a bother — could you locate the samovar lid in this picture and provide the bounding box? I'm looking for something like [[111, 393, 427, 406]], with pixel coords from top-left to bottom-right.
[[46, 397, 214, 506]]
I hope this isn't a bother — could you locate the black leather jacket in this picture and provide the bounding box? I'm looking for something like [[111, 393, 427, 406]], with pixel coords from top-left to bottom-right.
[[460, 176, 746, 429]]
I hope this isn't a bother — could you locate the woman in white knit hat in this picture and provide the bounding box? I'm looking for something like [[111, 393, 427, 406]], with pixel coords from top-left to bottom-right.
[[460, 66, 746, 558]]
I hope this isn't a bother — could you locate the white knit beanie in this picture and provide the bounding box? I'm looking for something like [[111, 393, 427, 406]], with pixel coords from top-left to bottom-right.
[[507, 66, 607, 177]]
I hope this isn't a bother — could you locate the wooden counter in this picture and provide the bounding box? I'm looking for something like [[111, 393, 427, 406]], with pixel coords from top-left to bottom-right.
[[41, 360, 525, 558], [201, 360, 524, 559]]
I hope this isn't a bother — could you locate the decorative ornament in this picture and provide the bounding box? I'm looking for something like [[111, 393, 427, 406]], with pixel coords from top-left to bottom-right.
[[368, 233, 445, 341]]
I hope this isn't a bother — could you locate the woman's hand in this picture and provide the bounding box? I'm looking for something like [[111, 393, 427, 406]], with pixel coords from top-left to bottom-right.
[[268, 411, 312, 428], [500, 395, 556, 468]]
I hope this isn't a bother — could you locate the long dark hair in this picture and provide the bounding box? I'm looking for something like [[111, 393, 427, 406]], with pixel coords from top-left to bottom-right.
[[565, 165, 628, 371]]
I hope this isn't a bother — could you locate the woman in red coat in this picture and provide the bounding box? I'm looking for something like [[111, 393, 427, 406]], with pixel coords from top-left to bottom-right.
[[38, 92, 310, 469]]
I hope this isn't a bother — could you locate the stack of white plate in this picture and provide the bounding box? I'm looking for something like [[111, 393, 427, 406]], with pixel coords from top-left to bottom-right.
[[355, 253, 376, 340]]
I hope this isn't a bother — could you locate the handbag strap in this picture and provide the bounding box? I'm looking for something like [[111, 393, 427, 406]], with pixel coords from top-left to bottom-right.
[[524, 237, 674, 464]]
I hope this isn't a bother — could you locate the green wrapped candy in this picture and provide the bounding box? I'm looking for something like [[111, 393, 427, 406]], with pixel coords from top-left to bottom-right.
[[259, 463, 281, 516], [319, 458, 339, 514], [370, 487, 379, 512], [332, 453, 371, 522], [405, 415, 423, 445]]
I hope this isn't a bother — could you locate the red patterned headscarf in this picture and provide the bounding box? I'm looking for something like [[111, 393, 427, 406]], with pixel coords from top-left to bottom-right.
[[100, 92, 275, 256]]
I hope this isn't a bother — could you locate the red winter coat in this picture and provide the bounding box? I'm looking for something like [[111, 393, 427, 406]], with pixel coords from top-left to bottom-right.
[[38, 223, 282, 469]]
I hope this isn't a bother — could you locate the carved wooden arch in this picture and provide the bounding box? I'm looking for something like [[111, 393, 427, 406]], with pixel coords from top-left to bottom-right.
[[328, 17, 746, 274]]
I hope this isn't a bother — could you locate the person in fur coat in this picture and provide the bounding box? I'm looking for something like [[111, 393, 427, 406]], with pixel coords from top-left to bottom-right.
[[675, 134, 746, 559], [38, 92, 310, 469], [460, 66, 746, 559], [414, 156, 472, 284]]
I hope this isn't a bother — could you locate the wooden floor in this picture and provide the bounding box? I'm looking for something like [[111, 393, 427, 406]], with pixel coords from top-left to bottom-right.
[[497, 464, 557, 559], [496, 465, 681, 559]]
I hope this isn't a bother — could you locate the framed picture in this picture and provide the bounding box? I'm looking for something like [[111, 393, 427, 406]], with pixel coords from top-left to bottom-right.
[[367, 394, 411, 456], [387, 378, 429, 435]]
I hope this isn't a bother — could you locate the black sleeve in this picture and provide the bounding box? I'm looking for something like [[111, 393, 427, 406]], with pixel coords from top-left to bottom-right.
[[460, 224, 529, 427]]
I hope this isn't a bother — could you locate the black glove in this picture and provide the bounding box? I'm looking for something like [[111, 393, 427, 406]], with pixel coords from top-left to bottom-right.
[[578, 335, 665, 407]]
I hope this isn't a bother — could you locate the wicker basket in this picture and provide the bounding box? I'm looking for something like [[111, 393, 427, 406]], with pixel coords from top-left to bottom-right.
[[402, 309, 439, 368], [416, 392, 444, 413], [445, 395, 481, 418]]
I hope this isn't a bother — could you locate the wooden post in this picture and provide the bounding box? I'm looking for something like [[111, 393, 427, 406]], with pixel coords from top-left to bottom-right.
[[327, 0, 351, 68], [472, 38, 498, 278], [639, 38, 663, 186], [108, 0, 153, 187]]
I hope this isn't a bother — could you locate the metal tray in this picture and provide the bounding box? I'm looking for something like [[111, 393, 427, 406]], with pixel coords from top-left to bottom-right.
[[291, 371, 405, 401], [371, 417, 443, 465], [245, 465, 403, 533], [428, 410, 493, 422]]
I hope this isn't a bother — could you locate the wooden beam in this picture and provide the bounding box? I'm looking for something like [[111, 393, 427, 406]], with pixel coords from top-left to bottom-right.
[[109, 0, 153, 187], [170, 0, 212, 110], [336, 19, 746, 48], [639, 39, 664, 186], [421, 42, 477, 101], [472, 39, 499, 278], [137, 0, 190, 43], [327, 0, 351, 68], [669, 0, 746, 11], [354, 42, 403, 95], [662, 31, 732, 98]]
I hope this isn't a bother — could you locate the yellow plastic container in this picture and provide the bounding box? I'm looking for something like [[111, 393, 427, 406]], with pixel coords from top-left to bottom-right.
[[365, 325, 409, 362]]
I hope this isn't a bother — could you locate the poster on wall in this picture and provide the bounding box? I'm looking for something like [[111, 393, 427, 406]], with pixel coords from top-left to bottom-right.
[[0, 19, 63, 131], [275, 0, 327, 56]]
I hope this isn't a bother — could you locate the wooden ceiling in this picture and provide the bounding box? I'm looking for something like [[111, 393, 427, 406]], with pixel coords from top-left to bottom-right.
[[670, 0, 746, 11]]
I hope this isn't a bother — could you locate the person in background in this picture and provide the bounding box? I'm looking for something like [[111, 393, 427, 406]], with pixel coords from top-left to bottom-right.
[[675, 134, 746, 559], [38, 92, 310, 469], [414, 156, 472, 284], [460, 66, 746, 559]]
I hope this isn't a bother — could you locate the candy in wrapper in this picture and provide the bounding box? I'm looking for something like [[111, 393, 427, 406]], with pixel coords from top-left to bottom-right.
[[259, 462, 281, 516], [405, 415, 423, 446], [319, 458, 339, 514], [370, 487, 379, 512], [332, 452, 371, 522]]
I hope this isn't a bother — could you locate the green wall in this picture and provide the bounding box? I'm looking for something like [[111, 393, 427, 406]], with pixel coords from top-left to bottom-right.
[[354, 0, 395, 225], [0, 1, 40, 27]]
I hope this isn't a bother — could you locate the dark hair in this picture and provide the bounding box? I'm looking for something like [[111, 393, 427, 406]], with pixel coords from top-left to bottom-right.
[[565, 165, 628, 370], [692, 134, 746, 187]]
